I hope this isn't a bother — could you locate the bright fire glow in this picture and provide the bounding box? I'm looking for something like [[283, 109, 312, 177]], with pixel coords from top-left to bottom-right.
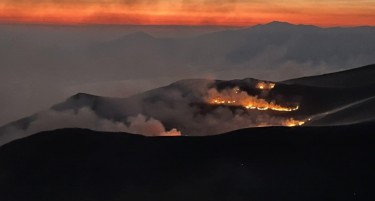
[[206, 87, 305, 127], [160, 128, 182, 136], [283, 118, 305, 127], [208, 87, 299, 112], [256, 81, 275, 90]]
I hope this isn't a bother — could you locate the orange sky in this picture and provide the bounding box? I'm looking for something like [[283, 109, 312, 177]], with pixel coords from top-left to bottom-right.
[[0, 0, 374, 26]]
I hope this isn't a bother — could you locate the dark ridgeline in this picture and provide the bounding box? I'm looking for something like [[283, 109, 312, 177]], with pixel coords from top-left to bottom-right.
[[0, 124, 374, 201], [0, 65, 374, 200], [283, 64, 375, 88], [1, 64, 375, 143]]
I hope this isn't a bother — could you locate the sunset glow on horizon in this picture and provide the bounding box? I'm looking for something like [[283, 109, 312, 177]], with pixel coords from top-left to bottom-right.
[[1, 0, 375, 27]]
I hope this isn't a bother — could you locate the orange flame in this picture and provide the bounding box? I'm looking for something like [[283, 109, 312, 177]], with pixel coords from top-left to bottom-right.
[[283, 118, 305, 127], [160, 128, 182, 136], [256, 81, 275, 90], [207, 87, 299, 112], [206, 87, 305, 127]]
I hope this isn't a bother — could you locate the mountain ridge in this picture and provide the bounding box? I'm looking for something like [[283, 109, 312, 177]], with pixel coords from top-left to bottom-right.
[[283, 64, 375, 87], [1, 64, 375, 146]]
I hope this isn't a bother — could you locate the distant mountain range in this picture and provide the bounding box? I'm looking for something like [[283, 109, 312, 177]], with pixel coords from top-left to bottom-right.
[[1, 64, 374, 146], [86, 21, 375, 80]]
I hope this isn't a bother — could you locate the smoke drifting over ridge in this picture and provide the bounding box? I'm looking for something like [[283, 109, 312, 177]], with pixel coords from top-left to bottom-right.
[[0, 78, 312, 146], [0, 107, 181, 146], [3, 60, 375, 146], [1, 22, 375, 126]]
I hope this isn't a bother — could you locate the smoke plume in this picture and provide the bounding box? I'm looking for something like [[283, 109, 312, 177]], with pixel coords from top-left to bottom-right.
[[0, 107, 181, 146]]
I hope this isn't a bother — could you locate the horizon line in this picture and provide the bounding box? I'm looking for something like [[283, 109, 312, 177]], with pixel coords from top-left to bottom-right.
[[1, 20, 374, 28]]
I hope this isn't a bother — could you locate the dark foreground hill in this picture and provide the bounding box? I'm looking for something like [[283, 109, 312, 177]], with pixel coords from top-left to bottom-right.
[[0, 124, 374, 201]]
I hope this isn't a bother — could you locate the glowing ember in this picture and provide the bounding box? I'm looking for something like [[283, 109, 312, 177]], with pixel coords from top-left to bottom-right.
[[283, 118, 306, 127], [256, 81, 276, 90], [160, 128, 182, 136], [207, 87, 299, 112], [205, 87, 305, 127]]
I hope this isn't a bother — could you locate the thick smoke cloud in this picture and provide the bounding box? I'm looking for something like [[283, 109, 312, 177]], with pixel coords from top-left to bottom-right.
[[0, 107, 180, 146], [25, 108, 180, 136], [106, 80, 305, 135]]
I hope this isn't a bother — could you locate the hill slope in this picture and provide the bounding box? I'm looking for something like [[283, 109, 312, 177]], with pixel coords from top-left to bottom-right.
[[1, 65, 375, 146], [307, 96, 375, 126], [283, 64, 375, 87], [0, 125, 374, 201]]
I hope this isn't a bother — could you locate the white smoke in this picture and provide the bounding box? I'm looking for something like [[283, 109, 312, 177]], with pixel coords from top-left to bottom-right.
[[0, 107, 181, 146], [0, 79, 309, 147], [1, 23, 375, 126], [126, 114, 181, 136]]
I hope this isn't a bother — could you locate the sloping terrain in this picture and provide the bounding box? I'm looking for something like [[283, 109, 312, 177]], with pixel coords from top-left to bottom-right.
[[283, 64, 375, 88], [0, 125, 374, 201], [1, 65, 375, 146], [307, 96, 375, 126]]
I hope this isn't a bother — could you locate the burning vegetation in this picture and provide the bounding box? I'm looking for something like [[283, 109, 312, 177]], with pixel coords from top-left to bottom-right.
[[205, 82, 306, 127], [256, 81, 275, 90], [207, 87, 299, 112], [283, 118, 305, 127]]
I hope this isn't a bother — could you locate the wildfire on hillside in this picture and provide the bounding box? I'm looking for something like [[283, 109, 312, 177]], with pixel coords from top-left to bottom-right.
[[207, 87, 299, 112], [205, 83, 306, 127], [256, 81, 275, 90], [283, 118, 305, 127]]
